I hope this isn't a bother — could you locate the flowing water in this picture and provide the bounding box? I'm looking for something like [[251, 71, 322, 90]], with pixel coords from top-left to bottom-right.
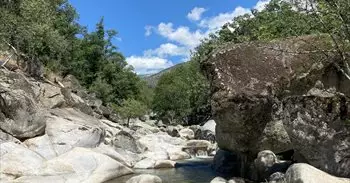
[[107, 157, 216, 183]]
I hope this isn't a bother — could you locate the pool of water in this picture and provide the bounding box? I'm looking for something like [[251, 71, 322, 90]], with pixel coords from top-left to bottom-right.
[[107, 158, 216, 183]]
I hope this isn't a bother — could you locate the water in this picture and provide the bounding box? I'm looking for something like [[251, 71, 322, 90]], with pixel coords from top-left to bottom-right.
[[107, 158, 216, 183]]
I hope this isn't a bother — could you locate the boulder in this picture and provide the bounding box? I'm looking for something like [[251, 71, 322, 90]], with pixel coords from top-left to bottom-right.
[[227, 177, 245, 183], [126, 174, 162, 183], [213, 149, 246, 179], [0, 87, 46, 139], [285, 163, 350, 183], [269, 172, 285, 183], [134, 158, 156, 169], [179, 128, 195, 140], [24, 134, 57, 160], [210, 177, 227, 183], [45, 108, 105, 155], [93, 144, 132, 167], [154, 160, 176, 169], [0, 130, 20, 144], [258, 120, 292, 154], [40, 147, 133, 182], [282, 91, 350, 177], [0, 142, 45, 178], [202, 120, 216, 133], [113, 131, 141, 153], [201, 35, 350, 178], [252, 150, 291, 181]]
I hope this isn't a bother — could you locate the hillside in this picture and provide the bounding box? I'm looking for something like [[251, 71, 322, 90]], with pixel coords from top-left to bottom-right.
[[141, 62, 185, 88]]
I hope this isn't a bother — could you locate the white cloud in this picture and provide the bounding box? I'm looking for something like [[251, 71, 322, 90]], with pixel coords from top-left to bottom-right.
[[126, 56, 174, 74], [157, 22, 207, 48], [254, 0, 271, 11], [144, 25, 154, 36], [199, 6, 251, 31], [187, 7, 207, 21], [144, 43, 189, 58]]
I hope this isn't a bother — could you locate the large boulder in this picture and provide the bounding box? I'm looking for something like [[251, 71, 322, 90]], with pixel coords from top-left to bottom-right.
[[201, 36, 350, 177], [0, 142, 45, 180], [126, 174, 162, 183], [113, 131, 141, 153], [45, 108, 105, 155], [24, 134, 57, 160], [285, 163, 350, 183], [14, 147, 134, 183], [282, 91, 350, 177], [0, 85, 46, 139]]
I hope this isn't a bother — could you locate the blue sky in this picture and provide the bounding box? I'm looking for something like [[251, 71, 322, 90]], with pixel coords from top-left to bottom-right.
[[69, 0, 270, 74]]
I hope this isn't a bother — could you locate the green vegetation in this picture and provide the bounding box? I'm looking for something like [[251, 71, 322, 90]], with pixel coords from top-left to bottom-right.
[[0, 0, 149, 118], [115, 98, 148, 127], [152, 60, 210, 125]]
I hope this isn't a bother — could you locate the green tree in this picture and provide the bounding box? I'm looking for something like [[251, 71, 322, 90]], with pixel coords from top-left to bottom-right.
[[152, 61, 210, 125], [117, 98, 147, 127]]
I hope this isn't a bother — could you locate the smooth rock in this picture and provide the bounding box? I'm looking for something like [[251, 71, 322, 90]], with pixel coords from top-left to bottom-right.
[[41, 147, 133, 182], [227, 177, 245, 183], [126, 174, 162, 183], [202, 120, 216, 133], [24, 134, 57, 160], [134, 158, 156, 169], [154, 160, 176, 169], [0, 142, 45, 177], [285, 163, 350, 183], [45, 108, 105, 155], [179, 128, 195, 140], [210, 177, 227, 183]]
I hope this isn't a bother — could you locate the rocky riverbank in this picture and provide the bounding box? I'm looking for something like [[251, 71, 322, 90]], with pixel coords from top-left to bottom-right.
[[0, 68, 217, 183]]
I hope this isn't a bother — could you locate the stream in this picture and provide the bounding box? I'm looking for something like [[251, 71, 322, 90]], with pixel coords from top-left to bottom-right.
[[107, 157, 215, 183]]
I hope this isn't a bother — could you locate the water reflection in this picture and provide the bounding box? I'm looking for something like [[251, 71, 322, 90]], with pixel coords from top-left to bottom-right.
[[108, 158, 215, 183]]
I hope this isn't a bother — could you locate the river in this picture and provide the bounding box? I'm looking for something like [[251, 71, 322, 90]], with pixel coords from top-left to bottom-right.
[[107, 157, 216, 183]]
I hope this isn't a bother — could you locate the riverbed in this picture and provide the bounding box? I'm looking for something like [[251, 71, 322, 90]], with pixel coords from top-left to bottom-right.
[[107, 158, 215, 183]]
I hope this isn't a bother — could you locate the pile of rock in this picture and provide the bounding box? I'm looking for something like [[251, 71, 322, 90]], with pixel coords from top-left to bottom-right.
[[0, 69, 217, 182]]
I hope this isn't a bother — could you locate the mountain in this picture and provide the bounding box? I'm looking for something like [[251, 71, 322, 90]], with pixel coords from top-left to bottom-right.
[[141, 62, 185, 88]]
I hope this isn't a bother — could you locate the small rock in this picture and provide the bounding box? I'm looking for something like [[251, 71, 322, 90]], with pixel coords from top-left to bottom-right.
[[227, 177, 245, 183], [269, 172, 285, 183], [179, 128, 195, 140], [154, 160, 176, 169]]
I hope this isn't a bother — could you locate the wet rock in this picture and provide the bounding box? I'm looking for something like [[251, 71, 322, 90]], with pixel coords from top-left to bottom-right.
[[213, 149, 246, 179], [285, 163, 350, 183], [154, 160, 176, 169], [126, 174, 162, 183]]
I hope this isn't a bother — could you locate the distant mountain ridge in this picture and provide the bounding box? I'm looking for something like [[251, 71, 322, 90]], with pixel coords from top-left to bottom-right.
[[141, 62, 185, 88]]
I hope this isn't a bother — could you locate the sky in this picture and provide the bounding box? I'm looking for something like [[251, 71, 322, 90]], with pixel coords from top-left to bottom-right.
[[69, 0, 270, 74]]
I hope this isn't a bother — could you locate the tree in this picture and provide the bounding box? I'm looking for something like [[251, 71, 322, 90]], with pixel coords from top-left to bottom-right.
[[116, 98, 147, 127], [152, 61, 210, 125]]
